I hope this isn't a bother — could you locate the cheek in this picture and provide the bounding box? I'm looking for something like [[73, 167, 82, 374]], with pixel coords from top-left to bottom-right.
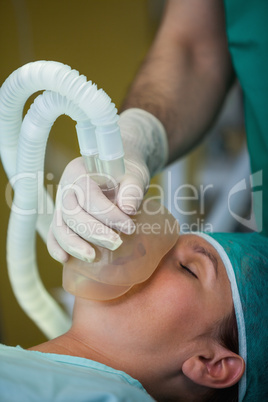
[[143, 267, 203, 338]]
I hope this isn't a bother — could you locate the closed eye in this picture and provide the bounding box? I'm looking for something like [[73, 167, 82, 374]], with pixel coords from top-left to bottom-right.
[[180, 264, 198, 279]]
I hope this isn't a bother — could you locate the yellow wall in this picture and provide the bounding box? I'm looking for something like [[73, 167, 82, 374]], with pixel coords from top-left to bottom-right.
[[0, 0, 163, 347]]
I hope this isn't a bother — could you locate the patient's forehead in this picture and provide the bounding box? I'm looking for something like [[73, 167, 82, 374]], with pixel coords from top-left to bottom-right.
[[173, 233, 219, 252]]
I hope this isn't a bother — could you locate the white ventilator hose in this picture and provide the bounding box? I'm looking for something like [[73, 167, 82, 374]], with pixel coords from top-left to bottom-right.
[[0, 61, 125, 339]]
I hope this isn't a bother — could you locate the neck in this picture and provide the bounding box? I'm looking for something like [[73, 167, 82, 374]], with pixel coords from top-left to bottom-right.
[[29, 329, 117, 367], [28, 297, 144, 377], [28, 297, 199, 401]]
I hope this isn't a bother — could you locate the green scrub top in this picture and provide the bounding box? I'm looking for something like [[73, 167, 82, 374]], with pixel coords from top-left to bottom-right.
[[223, 0, 268, 236]]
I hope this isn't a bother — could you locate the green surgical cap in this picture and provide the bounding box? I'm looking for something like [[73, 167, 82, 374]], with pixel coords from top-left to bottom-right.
[[195, 232, 268, 402]]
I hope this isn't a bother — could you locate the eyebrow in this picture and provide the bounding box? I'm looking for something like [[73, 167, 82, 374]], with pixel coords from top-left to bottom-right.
[[190, 242, 218, 277]]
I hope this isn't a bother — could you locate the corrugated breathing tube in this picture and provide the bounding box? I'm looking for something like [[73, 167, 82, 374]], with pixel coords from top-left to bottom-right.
[[0, 61, 124, 338]]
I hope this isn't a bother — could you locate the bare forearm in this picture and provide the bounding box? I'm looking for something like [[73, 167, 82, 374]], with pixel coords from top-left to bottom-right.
[[121, 0, 234, 163]]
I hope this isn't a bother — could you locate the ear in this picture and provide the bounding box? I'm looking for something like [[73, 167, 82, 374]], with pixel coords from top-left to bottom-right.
[[182, 345, 245, 389]]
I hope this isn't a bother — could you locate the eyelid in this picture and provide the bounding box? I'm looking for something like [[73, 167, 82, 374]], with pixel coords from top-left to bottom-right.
[[180, 263, 198, 279]]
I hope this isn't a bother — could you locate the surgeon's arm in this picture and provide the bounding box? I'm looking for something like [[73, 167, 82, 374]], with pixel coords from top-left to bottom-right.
[[121, 0, 234, 163]]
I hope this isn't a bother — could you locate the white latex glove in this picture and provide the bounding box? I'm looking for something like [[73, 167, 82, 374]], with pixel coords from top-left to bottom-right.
[[47, 108, 168, 263]]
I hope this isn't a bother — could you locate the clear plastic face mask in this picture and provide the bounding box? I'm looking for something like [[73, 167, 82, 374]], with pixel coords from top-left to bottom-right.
[[62, 199, 180, 301]]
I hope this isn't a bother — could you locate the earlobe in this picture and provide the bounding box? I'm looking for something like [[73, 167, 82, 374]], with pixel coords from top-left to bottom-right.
[[182, 350, 245, 389]]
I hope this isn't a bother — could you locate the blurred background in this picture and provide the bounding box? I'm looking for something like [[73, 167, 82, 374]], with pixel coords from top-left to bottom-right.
[[0, 0, 249, 348]]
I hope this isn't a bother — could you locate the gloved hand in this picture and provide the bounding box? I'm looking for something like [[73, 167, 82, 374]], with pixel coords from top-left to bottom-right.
[[47, 108, 168, 263]]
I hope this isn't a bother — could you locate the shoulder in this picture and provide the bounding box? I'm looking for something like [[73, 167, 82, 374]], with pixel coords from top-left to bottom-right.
[[0, 345, 153, 401]]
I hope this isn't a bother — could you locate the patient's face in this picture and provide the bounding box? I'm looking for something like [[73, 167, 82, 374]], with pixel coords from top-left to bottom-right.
[[78, 234, 233, 368], [73, 233, 233, 397]]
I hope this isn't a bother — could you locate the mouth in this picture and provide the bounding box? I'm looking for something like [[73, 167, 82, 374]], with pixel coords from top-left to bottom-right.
[[111, 242, 146, 265]]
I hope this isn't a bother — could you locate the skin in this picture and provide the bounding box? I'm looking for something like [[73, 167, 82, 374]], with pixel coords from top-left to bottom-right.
[[48, 0, 236, 264], [30, 234, 244, 401], [121, 0, 234, 162], [44, 3, 244, 398]]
